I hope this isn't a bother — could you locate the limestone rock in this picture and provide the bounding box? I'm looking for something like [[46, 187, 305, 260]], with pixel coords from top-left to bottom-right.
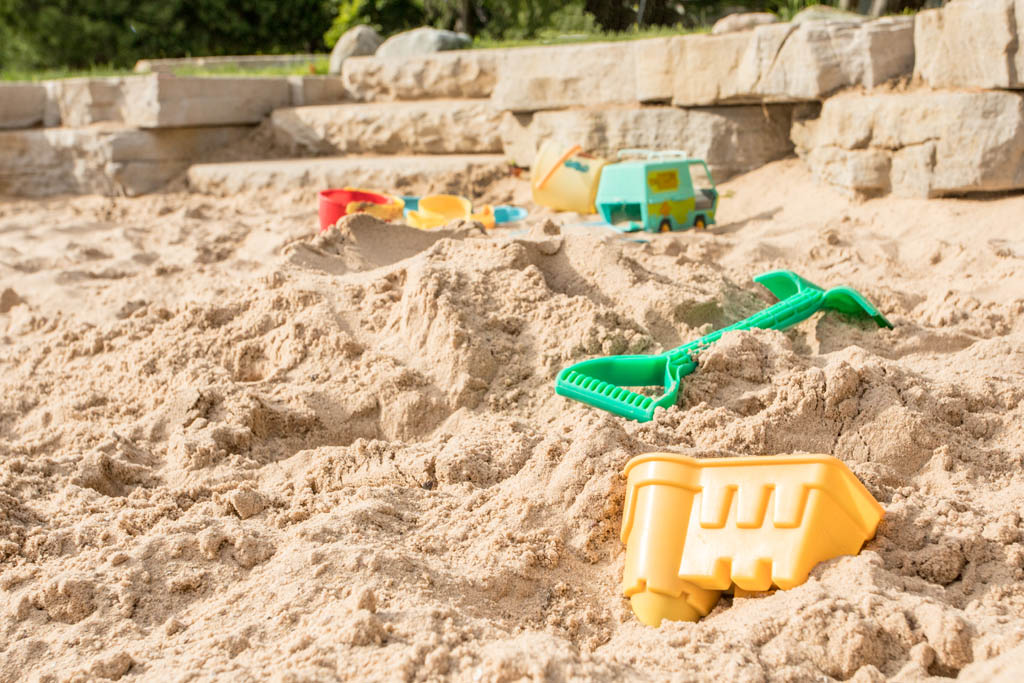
[[914, 0, 1024, 90], [287, 76, 348, 106], [0, 84, 46, 129], [712, 12, 778, 35], [491, 42, 636, 112], [57, 77, 129, 127], [272, 100, 503, 155], [122, 74, 290, 128], [187, 154, 508, 197], [634, 37, 675, 103], [500, 105, 795, 181], [0, 125, 250, 197], [670, 31, 751, 106], [328, 25, 382, 75], [42, 81, 62, 126], [343, 50, 498, 101], [672, 16, 914, 105], [793, 91, 1024, 197], [376, 27, 470, 60]]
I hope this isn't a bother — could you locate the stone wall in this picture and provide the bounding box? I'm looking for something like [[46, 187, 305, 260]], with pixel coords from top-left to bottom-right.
[[5, 3, 1024, 199], [793, 91, 1024, 197], [0, 125, 250, 197]]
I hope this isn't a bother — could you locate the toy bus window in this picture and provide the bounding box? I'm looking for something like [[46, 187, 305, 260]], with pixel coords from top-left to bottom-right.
[[647, 169, 679, 193], [689, 163, 713, 189]]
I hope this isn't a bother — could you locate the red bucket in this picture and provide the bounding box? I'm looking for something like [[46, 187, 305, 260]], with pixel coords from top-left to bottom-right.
[[318, 188, 398, 232]]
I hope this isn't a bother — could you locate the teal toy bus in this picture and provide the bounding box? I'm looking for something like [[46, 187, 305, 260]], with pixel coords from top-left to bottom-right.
[[595, 150, 718, 233]]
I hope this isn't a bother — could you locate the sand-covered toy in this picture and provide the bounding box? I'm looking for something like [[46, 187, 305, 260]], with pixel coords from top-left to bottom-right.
[[621, 452, 884, 627], [406, 194, 495, 230], [318, 188, 404, 231], [556, 270, 892, 422]]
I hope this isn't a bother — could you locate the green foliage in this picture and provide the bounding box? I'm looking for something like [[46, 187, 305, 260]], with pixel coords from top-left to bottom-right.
[[324, 0, 425, 47], [767, 0, 838, 21], [0, 0, 338, 70]]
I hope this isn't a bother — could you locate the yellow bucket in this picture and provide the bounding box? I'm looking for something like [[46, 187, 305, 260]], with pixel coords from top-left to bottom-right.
[[407, 194, 495, 230], [530, 141, 607, 214], [621, 453, 884, 626]]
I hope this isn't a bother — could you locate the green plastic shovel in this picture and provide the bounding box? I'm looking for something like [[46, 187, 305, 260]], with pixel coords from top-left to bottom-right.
[[555, 270, 892, 422]]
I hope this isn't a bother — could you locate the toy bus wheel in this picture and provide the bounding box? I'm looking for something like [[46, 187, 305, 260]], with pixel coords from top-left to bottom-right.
[[659, 219, 672, 233], [694, 216, 707, 230]]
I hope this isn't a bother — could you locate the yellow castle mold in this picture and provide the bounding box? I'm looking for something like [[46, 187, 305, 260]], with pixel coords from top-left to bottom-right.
[[621, 453, 884, 627]]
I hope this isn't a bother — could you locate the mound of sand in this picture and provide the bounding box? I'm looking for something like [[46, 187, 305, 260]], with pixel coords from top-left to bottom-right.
[[0, 159, 1022, 680]]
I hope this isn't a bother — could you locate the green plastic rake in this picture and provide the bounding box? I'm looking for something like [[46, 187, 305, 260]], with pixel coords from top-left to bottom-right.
[[555, 270, 892, 422]]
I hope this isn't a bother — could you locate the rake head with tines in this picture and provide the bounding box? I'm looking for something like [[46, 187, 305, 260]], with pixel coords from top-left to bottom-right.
[[555, 270, 892, 422]]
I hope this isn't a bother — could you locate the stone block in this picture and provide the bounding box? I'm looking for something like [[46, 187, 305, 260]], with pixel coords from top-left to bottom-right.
[[56, 77, 130, 127], [0, 124, 250, 197], [122, 75, 291, 128], [271, 100, 503, 155], [342, 50, 499, 101], [634, 38, 676, 103], [793, 91, 1024, 197], [186, 154, 509, 196], [287, 76, 348, 106], [0, 83, 47, 129], [500, 105, 795, 181], [672, 16, 914, 106], [491, 42, 637, 112], [914, 0, 1024, 89]]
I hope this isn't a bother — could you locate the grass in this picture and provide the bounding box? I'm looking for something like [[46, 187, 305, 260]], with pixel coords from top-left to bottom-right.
[[472, 24, 708, 50], [1, 56, 331, 81], [170, 56, 330, 77], [0, 64, 134, 81]]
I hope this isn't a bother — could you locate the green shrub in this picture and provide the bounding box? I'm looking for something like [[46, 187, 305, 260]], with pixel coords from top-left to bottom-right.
[[324, 0, 425, 47], [0, 0, 338, 70]]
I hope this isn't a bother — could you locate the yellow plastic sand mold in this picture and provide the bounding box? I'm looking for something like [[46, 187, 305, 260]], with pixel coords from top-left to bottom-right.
[[620, 453, 884, 627], [406, 194, 495, 230], [531, 141, 608, 214]]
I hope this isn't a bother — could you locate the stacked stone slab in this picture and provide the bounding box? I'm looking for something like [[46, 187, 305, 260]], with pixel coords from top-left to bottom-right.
[[500, 106, 796, 181], [913, 0, 1024, 90], [796, 0, 1024, 197], [256, 35, 806, 191], [0, 125, 250, 197], [671, 16, 914, 105], [793, 91, 1024, 197], [0, 73, 349, 197], [0, 84, 48, 129], [271, 100, 503, 155], [186, 154, 508, 197]]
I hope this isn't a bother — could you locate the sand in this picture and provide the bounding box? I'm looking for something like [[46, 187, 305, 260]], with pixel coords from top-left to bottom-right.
[[0, 158, 1022, 681]]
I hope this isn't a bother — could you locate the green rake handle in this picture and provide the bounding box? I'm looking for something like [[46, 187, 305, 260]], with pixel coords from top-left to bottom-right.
[[555, 270, 891, 422]]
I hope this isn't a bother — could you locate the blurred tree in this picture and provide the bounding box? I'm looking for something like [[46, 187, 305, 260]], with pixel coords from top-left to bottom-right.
[[324, 0, 425, 46], [0, 0, 339, 70]]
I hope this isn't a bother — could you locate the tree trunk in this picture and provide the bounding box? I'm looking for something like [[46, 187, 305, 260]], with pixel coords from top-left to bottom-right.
[[870, 0, 889, 16]]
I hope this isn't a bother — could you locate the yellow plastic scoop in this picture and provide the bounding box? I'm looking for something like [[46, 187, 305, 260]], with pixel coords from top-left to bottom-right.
[[406, 194, 495, 230], [620, 452, 884, 626]]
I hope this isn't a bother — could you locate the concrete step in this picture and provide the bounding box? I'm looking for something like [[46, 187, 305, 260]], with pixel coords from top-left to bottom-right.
[[186, 154, 509, 196], [271, 99, 503, 155]]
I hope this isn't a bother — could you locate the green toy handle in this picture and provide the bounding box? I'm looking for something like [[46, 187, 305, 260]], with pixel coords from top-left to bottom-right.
[[555, 270, 891, 422]]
